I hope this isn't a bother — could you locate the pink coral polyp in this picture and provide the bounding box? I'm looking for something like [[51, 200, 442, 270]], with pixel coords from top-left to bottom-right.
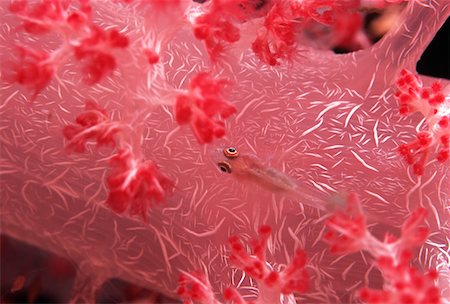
[[323, 193, 441, 303], [360, 253, 441, 304], [106, 148, 174, 221], [63, 100, 119, 152], [74, 26, 129, 84], [174, 71, 236, 144], [10, 47, 55, 100], [227, 225, 309, 301], [395, 69, 449, 175]]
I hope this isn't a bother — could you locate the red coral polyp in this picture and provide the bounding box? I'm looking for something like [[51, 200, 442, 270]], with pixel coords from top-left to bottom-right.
[[178, 225, 309, 303], [223, 287, 248, 304], [79, 52, 117, 85], [251, 2, 297, 66], [323, 192, 367, 254], [74, 100, 108, 126], [63, 100, 120, 152], [144, 48, 160, 65], [323, 192, 439, 304], [396, 70, 430, 115], [399, 207, 429, 249], [15, 0, 63, 34], [279, 249, 309, 294], [8, 1, 128, 96], [395, 69, 449, 175], [228, 225, 309, 299], [174, 72, 236, 144], [10, 47, 55, 100], [395, 69, 446, 116], [177, 271, 217, 304], [74, 26, 129, 84], [398, 131, 432, 176], [359, 252, 440, 304], [191, 0, 250, 61], [106, 148, 174, 221], [10, 0, 92, 34], [436, 116, 450, 163]]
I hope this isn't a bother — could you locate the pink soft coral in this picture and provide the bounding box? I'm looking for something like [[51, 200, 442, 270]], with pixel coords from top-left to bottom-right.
[[8, 47, 55, 100], [323, 193, 440, 304], [74, 26, 129, 84], [178, 225, 309, 303], [63, 100, 121, 152], [106, 148, 174, 222], [8, 0, 129, 97], [174, 71, 236, 144], [395, 69, 449, 175], [64, 100, 174, 221]]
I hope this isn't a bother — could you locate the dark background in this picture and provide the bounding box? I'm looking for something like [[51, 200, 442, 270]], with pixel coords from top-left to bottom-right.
[[417, 17, 449, 80]]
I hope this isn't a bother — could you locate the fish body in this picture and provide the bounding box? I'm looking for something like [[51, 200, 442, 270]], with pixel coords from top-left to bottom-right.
[[226, 152, 299, 193], [212, 146, 332, 211]]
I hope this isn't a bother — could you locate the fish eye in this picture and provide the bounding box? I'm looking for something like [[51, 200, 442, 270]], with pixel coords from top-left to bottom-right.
[[217, 161, 232, 173], [223, 147, 239, 159]]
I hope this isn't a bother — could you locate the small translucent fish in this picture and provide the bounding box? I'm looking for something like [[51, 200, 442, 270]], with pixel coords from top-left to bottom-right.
[[211, 146, 335, 211]]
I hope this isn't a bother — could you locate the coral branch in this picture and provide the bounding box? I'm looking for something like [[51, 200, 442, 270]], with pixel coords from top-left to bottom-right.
[[63, 100, 120, 152], [359, 252, 440, 304], [395, 69, 449, 175], [251, 2, 298, 66], [398, 207, 429, 250], [177, 271, 219, 304], [178, 225, 309, 303], [8, 0, 129, 98], [8, 47, 55, 100], [106, 148, 174, 221], [223, 287, 248, 304], [323, 192, 367, 254], [9, 0, 92, 35], [74, 26, 129, 84], [323, 192, 441, 303], [228, 225, 309, 302], [64, 100, 173, 221], [190, 0, 255, 61], [228, 225, 272, 281]]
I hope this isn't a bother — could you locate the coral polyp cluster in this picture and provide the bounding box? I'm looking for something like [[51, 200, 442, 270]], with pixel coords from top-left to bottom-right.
[[178, 194, 441, 303], [324, 194, 439, 303], [6, 0, 129, 99], [106, 147, 174, 222], [178, 225, 309, 304], [394, 69, 449, 175], [174, 72, 237, 144], [0, 0, 448, 303]]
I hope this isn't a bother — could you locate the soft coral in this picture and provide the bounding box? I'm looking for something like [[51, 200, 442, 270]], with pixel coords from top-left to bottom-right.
[[191, 0, 261, 61], [395, 69, 449, 175], [74, 26, 129, 84], [227, 226, 310, 299], [63, 100, 121, 152], [9, 47, 55, 101], [178, 225, 309, 303], [251, 2, 297, 66], [323, 192, 441, 304], [359, 252, 440, 304], [106, 148, 174, 222], [174, 71, 236, 144]]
